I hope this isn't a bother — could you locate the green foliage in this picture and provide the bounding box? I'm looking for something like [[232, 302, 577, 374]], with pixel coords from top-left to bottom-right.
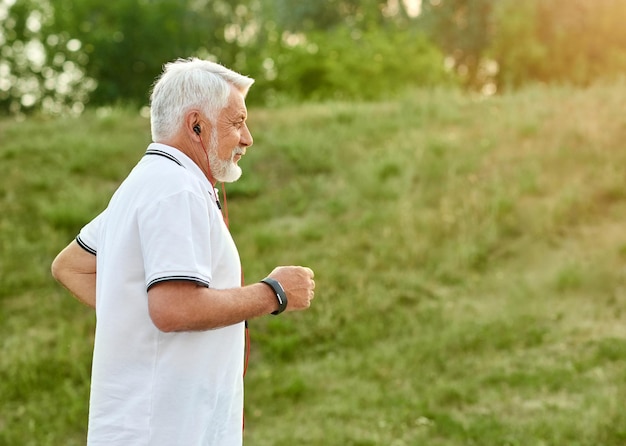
[[46, 0, 259, 106], [0, 0, 96, 115], [252, 26, 454, 104], [4, 0, 626, 114], [418, 0, 495, 87], [269, 0, 413, 31], [421, 0, 626, 91], [491, 0, 626, 89], [0, 0, 261, 112], [0, 0, 449, 113]]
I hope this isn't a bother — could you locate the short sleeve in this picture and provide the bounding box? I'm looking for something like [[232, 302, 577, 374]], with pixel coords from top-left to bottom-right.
[[76, 210, 106, 255], [138, 190, 213, 291]]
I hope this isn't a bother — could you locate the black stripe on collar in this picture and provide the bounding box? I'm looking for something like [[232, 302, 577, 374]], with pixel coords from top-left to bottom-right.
[[145, 149, 183, 166]]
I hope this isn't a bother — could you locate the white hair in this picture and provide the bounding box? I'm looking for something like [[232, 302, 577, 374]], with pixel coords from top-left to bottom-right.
[[149, 58, 254, 142]]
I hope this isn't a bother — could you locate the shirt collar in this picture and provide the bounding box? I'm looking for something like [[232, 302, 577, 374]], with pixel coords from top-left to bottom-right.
[[146, 142, 215, 193]]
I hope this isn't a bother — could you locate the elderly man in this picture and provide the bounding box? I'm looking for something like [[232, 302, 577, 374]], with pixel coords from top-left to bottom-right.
[[51, 58, 316, 446]]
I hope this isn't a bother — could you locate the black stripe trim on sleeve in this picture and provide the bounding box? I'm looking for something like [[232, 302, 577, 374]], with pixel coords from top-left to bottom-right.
[[146, 276, 210, 291], [144, 149, 183, 166], [76, 235, 97, 255]]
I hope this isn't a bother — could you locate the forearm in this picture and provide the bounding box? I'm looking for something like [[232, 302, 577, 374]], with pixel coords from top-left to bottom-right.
[[148, 281, 279, 332], [54, 270, 96, 308], [148, 265, 315, 333], [51, 241, 97, 309]]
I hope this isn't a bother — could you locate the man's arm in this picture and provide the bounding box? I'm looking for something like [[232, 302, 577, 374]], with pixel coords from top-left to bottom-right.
[[148, 266, 315, 332], [51, 240, 97, 308]]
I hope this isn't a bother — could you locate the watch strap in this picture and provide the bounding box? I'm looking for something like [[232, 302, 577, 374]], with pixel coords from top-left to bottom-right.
[[260, 277, 288, 315]]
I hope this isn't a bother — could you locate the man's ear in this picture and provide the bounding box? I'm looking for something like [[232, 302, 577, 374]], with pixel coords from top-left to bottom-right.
[[185, 111, 210, 139]]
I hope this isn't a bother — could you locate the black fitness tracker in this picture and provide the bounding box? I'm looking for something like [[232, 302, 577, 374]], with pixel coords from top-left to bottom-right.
[[260, 277, 288, 315]]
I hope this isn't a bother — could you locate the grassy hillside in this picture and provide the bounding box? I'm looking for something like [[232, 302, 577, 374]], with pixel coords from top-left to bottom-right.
[[1, 82, 626, 445]]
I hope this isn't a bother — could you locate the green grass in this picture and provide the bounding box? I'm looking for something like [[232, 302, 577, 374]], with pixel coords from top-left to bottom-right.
[[2, 82, 626, 445]]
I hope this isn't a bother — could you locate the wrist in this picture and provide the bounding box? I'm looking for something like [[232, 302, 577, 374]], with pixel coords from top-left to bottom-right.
[[260, 277, 288, 315]]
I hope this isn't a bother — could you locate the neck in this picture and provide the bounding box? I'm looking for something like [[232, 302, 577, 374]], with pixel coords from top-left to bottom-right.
[[162, 134, 216, 186]]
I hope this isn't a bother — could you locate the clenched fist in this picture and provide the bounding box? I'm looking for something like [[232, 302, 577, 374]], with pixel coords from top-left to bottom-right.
[[267, 266, 315, 312]]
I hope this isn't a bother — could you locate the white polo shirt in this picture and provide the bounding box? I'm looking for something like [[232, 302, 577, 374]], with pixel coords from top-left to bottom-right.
[[77, 143, 244, 446]]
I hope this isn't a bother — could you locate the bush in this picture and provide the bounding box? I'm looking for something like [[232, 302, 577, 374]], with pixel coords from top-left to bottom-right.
[[249, 26, 455, 104]]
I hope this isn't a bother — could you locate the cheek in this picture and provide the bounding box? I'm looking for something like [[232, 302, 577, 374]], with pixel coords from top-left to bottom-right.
[[227, 131, 241, 147], [218, 135, 238, 158]]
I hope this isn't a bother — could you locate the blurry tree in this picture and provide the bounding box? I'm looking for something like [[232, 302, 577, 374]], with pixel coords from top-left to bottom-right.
[[268, 0, 414, 31], [1, 0, 451, 113], [419, 0, 626, 92], [418, 0, 495, 88], [255, 25, 453, 103], [491, 0, 626, 89], [0, 0, 268, 113], [251, 0, 452, 103], [0, 0, 96, 115], [3, 0, 626, 114], [47, 0, 259, 106]]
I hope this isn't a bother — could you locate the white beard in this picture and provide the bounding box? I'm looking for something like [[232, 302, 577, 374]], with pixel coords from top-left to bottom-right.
[[208, 131, 243, 183]]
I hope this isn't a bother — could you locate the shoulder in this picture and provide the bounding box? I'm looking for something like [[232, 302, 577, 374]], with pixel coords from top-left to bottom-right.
[[131, 155, 208, 200]]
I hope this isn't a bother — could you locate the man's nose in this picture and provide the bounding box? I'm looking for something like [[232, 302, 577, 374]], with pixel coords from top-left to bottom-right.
[[240, 123, 253, 147]]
